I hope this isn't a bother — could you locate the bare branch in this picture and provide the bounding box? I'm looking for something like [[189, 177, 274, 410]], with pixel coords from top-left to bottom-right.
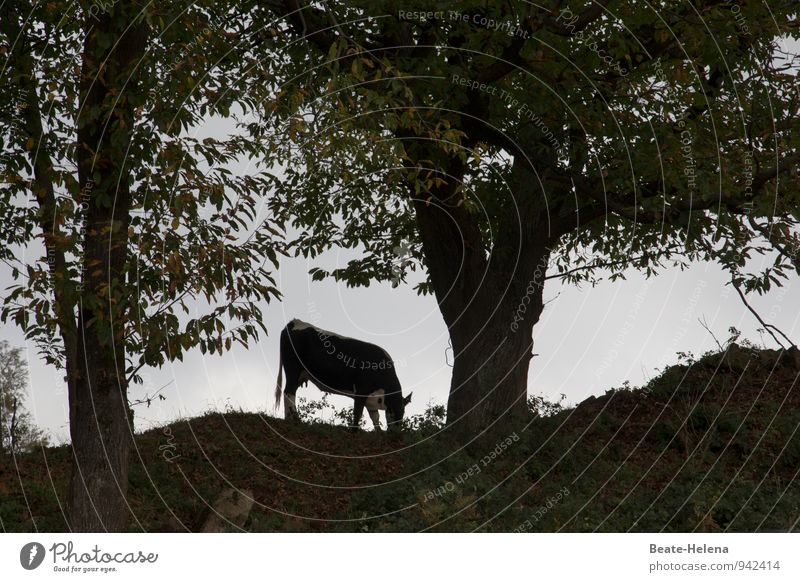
[[698, 316, 724, 352], [130, 380, 174, 408], [731, 277, 797, 350]]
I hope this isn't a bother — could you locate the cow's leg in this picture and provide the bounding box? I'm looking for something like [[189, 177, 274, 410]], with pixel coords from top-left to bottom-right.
[[283, 375, 301, 422], [284, 391, 299, 422], [365, 389, 385, 431], [368, 407, 382, 431], [351, 398, 365, 432]]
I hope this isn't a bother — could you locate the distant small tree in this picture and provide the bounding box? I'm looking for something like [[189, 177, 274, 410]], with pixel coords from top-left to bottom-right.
[[0, 340, 47, 454]]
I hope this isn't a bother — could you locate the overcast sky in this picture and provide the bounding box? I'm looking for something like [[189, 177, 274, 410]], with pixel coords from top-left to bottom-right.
[[1, 240, 796, 444]]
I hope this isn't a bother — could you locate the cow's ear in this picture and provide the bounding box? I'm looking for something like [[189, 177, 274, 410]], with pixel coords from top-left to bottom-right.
[[403, 392, 413, 405]]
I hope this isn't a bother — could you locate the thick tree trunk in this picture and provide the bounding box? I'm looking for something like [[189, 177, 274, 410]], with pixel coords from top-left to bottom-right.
[[446, 309, 540, 436], [441, 257, 548, 440], [404, 136, 555, 440], [408, 150, 551, 440], [65, 11, 148, 532], [67, 333, 133, 531]]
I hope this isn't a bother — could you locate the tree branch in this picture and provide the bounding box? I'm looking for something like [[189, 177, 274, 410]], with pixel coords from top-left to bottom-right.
[[544, 245, 683, 282], [751, 152, 800, 197], [129, 380, 173, 408], [731, 276, 797, 350], [698, 316, 724, 352], [747, 215, 800, 273], [1, 3, 78, 380]]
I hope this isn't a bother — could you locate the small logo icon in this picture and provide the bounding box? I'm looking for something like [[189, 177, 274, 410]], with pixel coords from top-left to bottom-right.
[[20, 542, 46, 570]]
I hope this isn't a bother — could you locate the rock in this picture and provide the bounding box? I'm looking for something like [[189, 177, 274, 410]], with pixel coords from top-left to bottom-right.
[[201, 488, 254, 532]]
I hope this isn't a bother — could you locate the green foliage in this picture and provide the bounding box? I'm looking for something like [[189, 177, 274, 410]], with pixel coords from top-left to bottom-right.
[[249, 0, 799, 296], [528, 392, 566, 418], [402, 402, 447, 434], [292, 392, 566, 436], [295, 394, 357, 428], [0, 1, 284, 381]]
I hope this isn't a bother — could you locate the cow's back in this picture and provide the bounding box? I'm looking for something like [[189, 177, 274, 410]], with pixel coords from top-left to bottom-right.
[[282, 320, 400, 396]]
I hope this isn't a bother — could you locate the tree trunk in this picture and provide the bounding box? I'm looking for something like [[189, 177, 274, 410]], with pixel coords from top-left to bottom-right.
[[438, 251, 549, 441], [445, 292, 545, 437], [67, 324, 134, 531], [65, 11, 149, 532], [9, 397, 19, 454], [408, 150, 551, 440]]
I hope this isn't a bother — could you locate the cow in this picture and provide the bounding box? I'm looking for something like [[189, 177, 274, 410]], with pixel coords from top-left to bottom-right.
[[274, 319, 412, 430]]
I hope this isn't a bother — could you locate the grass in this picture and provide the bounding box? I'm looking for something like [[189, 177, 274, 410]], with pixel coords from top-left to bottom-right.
[[1, 343, 799, 532]]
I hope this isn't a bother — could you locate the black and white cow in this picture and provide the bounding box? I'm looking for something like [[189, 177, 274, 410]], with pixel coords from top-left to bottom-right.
[[274, 319, 412, 430]]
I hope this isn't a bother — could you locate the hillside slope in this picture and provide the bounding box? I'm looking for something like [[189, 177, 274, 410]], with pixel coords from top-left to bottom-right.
[[2, 344, 799, 532]]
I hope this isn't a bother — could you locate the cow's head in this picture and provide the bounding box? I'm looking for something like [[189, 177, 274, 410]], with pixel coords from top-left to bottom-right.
[[386, 392, 413, 429]]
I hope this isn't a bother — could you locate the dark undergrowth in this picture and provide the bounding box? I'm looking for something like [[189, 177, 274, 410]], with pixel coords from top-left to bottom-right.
[[2, 344, 799, 532]]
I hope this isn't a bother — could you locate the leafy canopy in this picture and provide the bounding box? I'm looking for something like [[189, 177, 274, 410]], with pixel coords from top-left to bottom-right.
[[253, 0, 799, 295], [0, 1, 285, 383]]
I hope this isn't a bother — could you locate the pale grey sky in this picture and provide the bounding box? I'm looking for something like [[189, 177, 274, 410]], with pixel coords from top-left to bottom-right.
[[2, 242, 796, 443]]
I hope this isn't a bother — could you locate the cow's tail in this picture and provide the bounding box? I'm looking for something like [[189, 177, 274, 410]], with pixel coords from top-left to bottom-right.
[[274, 351, 283, 412]]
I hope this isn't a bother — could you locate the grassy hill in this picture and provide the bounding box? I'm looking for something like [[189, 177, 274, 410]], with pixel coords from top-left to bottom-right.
[[2, 343, 799, 532]]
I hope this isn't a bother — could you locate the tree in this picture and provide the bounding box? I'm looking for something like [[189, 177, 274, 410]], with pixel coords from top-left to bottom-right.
[[251, 1, 799, 439], [1, 1, 282, 530], [0, 340, 47, 454]]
